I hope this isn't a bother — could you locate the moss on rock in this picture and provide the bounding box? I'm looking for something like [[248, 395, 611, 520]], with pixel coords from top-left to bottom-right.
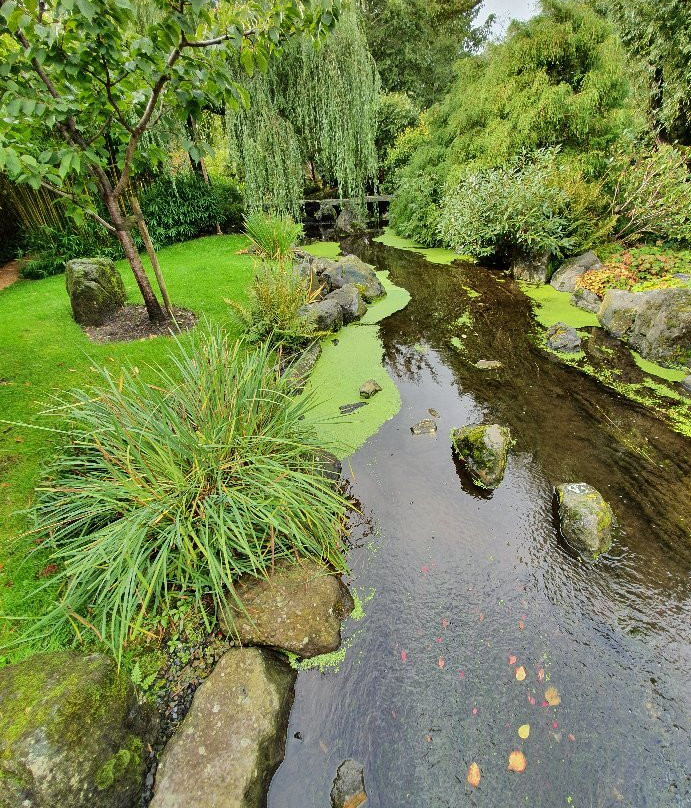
[[451, 423, 512, 489]]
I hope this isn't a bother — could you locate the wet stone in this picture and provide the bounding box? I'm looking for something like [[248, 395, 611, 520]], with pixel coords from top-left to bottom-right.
[[428, 408, 440, 418], [546, 322, 583, 353], [411, 418, 437, 435], [359, 379, 382, 399], [550, 251, 602, 293], [475, 359, 503, 369], [340, 402, 368, 415], [571, 287, 602, 313], [681, 376, 691, 393], [451, 423, 511, 489], [556, 482, 615, 560], [330, 759, 367, 808]]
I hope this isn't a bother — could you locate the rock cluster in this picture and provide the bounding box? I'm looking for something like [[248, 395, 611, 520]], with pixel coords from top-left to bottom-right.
[[65, 257, 126, 326]]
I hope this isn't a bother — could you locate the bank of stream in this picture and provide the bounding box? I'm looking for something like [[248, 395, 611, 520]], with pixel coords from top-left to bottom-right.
[[269, 237, 690, 807]]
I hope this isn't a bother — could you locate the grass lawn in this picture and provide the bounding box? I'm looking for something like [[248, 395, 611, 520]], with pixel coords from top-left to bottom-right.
[[0, 235, 253, 660]]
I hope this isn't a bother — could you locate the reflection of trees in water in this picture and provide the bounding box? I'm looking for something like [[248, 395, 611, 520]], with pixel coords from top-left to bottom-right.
[[384, 341, 439, 385]]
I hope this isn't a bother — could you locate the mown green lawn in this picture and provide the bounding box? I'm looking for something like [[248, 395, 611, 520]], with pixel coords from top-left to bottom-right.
[[0, 235, 253, 659]]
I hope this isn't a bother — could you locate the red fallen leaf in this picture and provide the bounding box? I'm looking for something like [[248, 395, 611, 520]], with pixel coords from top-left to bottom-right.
[[438, 657, 445, 669], [421, 565, 430, 574], [426, 734, 432, 743], [39, 564, 58, 578], [528, 695, 536, 705], [552, 721, 559, 729], [472, 707, 478, 715], [459, 670, 465, 678], [391, 711, 397, 718], [479, 612, 484, 621], [541, 701, 549, 707], [538, 668, 545, 682], [508, 655, 517, 665], [437, 637, 443, 643], [401, 651, 407, 662], [467, 762, 481, 788], [518, 620, 525, 630]]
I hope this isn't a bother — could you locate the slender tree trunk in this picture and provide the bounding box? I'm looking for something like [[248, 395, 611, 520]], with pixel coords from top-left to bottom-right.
[[130, 194, 173, 316], [187, 114, 223, 235], [103, 192, 166, 322]]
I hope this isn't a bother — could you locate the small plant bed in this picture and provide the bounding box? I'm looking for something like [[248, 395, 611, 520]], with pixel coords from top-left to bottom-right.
[[84, 305, 198, 344], [579, 246, 691, 298]]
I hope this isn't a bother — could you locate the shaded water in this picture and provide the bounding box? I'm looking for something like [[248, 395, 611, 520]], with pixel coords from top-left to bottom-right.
[[268, 239, 691, 807]]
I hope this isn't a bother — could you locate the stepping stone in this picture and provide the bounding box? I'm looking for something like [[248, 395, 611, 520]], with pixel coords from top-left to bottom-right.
[[359, 379, 382, 399], [474, 359, 503, 369], [411, 419, 437, 435]]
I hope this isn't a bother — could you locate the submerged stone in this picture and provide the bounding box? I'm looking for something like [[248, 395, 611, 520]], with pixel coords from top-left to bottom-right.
[[219, 559, 354, 658], [283, 341, 322, 393], [681, 376, 691, 393], [571, 287, 601, 313], [150, 648, 295, 808], [411, 418, 437, 435], [330, 759, 367, 808], [550, 252, 601, 293], [475, 359, 503, 369], [339, 401, 368, 415], [511, 251, 551, 285], [556, 482, 615, 559], [451, 423, 511, 489], [314, 449, 342, 482], [0, 652, 156, 808], [325, 283, 368, 324], [359, 379, 382, 399], [545, 322, 583, 353], [65, 257, 126, 326]]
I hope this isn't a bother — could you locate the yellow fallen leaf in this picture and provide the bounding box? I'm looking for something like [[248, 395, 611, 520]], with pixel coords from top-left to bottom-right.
[[515, 666, 526, 681], [518, 724, 530, 739], [467, 761, 481, 788], [508, 750, 526, 773], [545, 685, 561, 706]]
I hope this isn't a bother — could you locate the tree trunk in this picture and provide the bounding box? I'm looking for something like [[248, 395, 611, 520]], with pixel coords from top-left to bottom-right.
[[130, 194, 174, 316]]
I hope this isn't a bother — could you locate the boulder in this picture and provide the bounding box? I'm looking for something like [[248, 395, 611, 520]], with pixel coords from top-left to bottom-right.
[[314, 450, 342, 482], [571, 287, 601, 313], [511, 251, 551, 285], [545, 322, 583, 353], [219, 559, 354, 658], [359, 379, 382, 399], [150, 648, 295, 808], [334, 206, 365, 235], [474, 359, 503, 370], [65, 258, 127, 326], [410, 418, 437, 435], [283, 341, 321, 393], [330, 759, 367, 808], [0, 652, 156, 808], [321, 256, 385, 302], [681, 376, 691, 393], [451, 423, 511, 489], [299, 298, 344, 332], [325, 283, 368, 324], [550, 252, 602, 293], [597, 287, 691, 366], [555, 483, 615, 559]]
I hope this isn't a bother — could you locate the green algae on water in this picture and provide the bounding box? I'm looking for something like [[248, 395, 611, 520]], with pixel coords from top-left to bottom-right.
[[631, 351, 687, 382], [303, 241, 342, 259], [521, 283, 599, 329], [374, 227, 469, 265]]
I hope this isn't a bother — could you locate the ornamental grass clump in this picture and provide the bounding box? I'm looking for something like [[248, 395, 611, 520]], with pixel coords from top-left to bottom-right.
[[243, 212, 304, 263], [26, 327, 348, 662]]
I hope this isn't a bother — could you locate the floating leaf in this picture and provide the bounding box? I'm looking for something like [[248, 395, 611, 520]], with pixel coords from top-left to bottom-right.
[[545, 686, 561, 706], [472, 707, 478, 715], [537, 668, 545, 682], [442, 619, 450, 628], [401, 651, 407, 662], [508, 750, 526, 773], [518, 724, 530, 739], [467, 762, 481, 788], [518, 620, 525, 630], [508, 655, 517, 665], [568, 733, 576, 742], [438, 657, 445, 669], [515, 666, 526, 681]]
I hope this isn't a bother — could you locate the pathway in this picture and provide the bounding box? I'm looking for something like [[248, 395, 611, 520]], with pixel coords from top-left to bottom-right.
[[0, 259, 21, 290]]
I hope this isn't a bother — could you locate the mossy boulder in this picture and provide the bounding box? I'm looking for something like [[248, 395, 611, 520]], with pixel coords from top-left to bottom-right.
[[556, 483, 615, 560], [65, 258, 126, 326], [150, 648, 295, 808], [321, 255, 385, 302], [325, 283, 368, 324], [546, 322, 582, 353], [0, 652, 157, 808], [571, 287, 601, 313], [299, 298, 344, 332], [550, 252, 601, 293], [511, 251, 551, 285], [451, 423, 512, 489], [219, 559, 355, 658]]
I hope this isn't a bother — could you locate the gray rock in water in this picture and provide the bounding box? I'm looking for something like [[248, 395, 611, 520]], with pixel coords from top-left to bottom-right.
[[451, 423, 511, 489], [330, 759, 367, 808], [550, 252, 602, 293], [511, 251, 551, 285], [556, 482, 615, 560], [314, 449, 342, 482], [681, 375, 691, 393], [546, 322, 583, 353], [359, 379, 382, 399], [326, 283, 368, 324], [299, 298, 344, 332], [597, 287, 691, 366], [411, 418, 437, 435], [65, 257, 126, 326], [475, 359, 503, 369], [150, 648, 295, 808], [571, 287, 601, 313], [322, 255, 385, 302], [673, 273, 691, 283], [219, 559, 354, 658], [0, 652, 156, 808]]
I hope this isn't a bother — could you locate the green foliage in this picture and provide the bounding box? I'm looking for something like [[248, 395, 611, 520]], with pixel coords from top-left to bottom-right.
[[243, 211, 304, 261], [578, 246, 691, 296], [375, 92, 419, 174], [18, 224, 118, 279], [362, 0, 488, 108], [24, 326, 348, 661], [438, 149, 598, 259]]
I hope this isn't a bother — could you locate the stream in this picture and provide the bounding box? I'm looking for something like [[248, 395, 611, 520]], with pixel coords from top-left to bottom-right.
[[268, 237, 691, 808]]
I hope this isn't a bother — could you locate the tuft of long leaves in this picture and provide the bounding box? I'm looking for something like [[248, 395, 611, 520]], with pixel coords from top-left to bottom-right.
[[243, 211, 304, 262], [26, 326, 348, 662]]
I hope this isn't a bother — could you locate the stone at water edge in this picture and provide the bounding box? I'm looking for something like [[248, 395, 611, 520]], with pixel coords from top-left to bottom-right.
[[545, 322, 583, 353], [150, 648, 295, 808], [550, 251, 602, 293], [511, 251, 551, 285], [681, 376, 691, 393], [65, 257, 126, 326], [340, 401, 368, 415], [359, 379, 383, 399], [331, 759, 367, 808], [0, 652, 157, 808], [321, 255, 385, 303], [411, 418, 437, 435], [571, 287, 601, 313], [299, 298, 344, 332], [283, 341, 322, 393], [314, 449, 342, 482], [219, 559, 355, 658], [475, 359, 503, 369], [556, 482, 615, 560], [451, 423, 512, 489], [326, 283, 368, 324]]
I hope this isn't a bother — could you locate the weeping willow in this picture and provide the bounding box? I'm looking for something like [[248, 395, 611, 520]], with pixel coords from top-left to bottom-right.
[[228, 3, 380, 215]]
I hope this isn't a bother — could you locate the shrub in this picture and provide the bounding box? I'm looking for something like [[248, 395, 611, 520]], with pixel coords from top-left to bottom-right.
[[578, 246, 691, 296], [26, 327, 348, 661], [376, 92, 420, 164], [229, 261, 318, 349], [437, 149, 603, 260], [19, 225, 119, 279], [243, 212, 304, 262]]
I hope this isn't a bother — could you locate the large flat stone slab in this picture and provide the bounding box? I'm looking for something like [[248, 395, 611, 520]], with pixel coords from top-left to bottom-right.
[[150, 648, 296, 808]]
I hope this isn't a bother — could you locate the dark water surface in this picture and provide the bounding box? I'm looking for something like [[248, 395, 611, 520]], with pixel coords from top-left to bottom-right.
[[268, 239, 691, 808]]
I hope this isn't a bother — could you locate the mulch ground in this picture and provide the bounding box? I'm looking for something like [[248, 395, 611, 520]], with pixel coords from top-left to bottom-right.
[[84, 306, 198, 343], [0, 259, 21, 291]]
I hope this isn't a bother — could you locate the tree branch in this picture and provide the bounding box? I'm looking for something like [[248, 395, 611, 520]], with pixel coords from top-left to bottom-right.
[[39, 181, 117, 233]]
